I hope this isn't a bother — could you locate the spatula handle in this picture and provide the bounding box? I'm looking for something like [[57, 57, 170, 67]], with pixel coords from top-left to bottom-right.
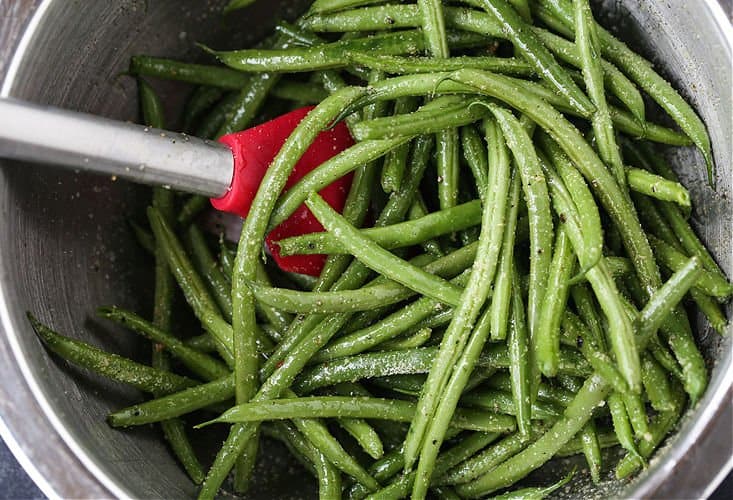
[[0, 98, 233, 197]]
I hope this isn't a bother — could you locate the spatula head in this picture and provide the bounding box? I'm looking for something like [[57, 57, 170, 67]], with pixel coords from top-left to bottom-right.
[[211, 106, 354, 275]]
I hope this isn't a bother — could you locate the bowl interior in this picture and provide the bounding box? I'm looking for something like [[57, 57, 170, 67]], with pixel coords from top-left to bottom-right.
[[0, 0, 730, 498]]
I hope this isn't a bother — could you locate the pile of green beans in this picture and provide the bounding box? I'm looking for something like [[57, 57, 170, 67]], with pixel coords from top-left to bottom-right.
[[28, 0, 730, 499]]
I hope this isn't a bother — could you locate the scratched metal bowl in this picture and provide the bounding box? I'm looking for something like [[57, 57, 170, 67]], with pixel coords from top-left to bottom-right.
[[0, 0, 730, 498]]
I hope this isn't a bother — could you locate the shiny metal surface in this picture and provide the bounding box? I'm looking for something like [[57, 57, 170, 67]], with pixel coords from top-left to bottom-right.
[[0, 1, 730, 499], [0, 98, 233, 197]]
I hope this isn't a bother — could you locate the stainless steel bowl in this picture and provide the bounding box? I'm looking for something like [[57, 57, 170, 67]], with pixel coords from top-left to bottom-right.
[[1, 1, 731, 498]]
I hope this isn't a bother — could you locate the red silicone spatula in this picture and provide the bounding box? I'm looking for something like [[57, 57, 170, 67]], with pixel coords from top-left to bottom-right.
[[0, 99, 354, 276]]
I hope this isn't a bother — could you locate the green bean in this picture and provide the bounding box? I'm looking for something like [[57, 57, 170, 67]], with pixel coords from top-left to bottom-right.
[[182, 86, 225, 133], [573, 0, 625, 187], [348, 52, 534, 77], [616, 383, 687, 478], [405, 111, 513, 478], [216, 71, 280, 137], [222, 0, 256, 13], [655, 200, 728, 280], [185, 225, 232, 322], [418, 0, 450, 57], [97, 307, 230, 381], [531, 27, 645, 123], [309, 0, 392, 15], [578, 420, 602, 483], [436, 126, 460, 210], [690, 289, 728, 335], [290, 412, 379, 491], [147, 207, 235, 366], [129, 219, 155, 254], [507, 0, 531, 21], [485, 373, 576, 408], [108, 374, 234, 427], [326, 385, 385, 460], [535, 0, 714, 184], [205, 396, 516, 433], [508, 261, 533, 436], [277, 200, 481, 256], [490, 176, 521, 341], [542, 158, 640, 393], [381, 97, 419, 192], [641, 353, 675, 413], [455, 373, 609, 497], [649, 236, 732, 299], [461, 388, 563, 421], [438, 430, 537, 485], [627, 168, 691, 207], [28, 313, 198, 395], [185, 333, 219, 353], [271, 79, 330, 104], [487, 470, 574, 499], [194, 91, 238, 140], [207, 30, 485, 73], [561, 312, 628, 395], [269, 136, 412, 230], [335, 72, 689, 145], [637, 255, 703, 341], [378, 328, 433, 351], [491, 105, 553, 342], [313, 268, 472, 362], [130, 56, 250, 89], [535, 227, 575, 377], [351, 96, 491, 141], [306, 193, 464, 306], [252, 261, 293, 336], [177, 195, 209, 226], [460, 125, 489, 202], [477, 0, 595, 114]]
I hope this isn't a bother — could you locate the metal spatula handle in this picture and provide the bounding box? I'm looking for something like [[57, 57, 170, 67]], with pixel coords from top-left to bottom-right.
[[0, 98, 233, 197]]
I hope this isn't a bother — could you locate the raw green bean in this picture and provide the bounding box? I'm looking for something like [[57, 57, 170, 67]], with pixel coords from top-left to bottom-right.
[[649, 236, 732, 299], [182, 86, 225, 133], [277, 200, 481, 256], [130, 56, 250, 89], [309, 0, 393, 15], [627, 168, 691, 206], [185, 225, 232, 322], [490, 175, 521, 341], [578, 420, 602, 483], [573, 0, 625, 187], [108, 374, 235, 427], [98, 307, 230, 381], [205, 396, 516, 433], [350, 96, 491, 141], [28, 313, 198, 395], [487, 470, 574, 499], [177, 195, 209, 226], [508, 261, 532, 437], [641, 353, 675, 412], [306, 193, 464, 306], [460, 125, 489, 202], [269, 136, 413, 230], [535, 0, 714, 184], [542, 158, 640, 393], [348, 52, 534, 77], [535, 227, 575, 377], [438, 430, 537, 485], [490, 105, 553, 343], [455, 374, 609, 497], [405, 111, 512, 478], [615, 384, 686, 478], [207, 30, 486, 73], [147, 207, 235, 365], [381, 97, 419, 192]]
